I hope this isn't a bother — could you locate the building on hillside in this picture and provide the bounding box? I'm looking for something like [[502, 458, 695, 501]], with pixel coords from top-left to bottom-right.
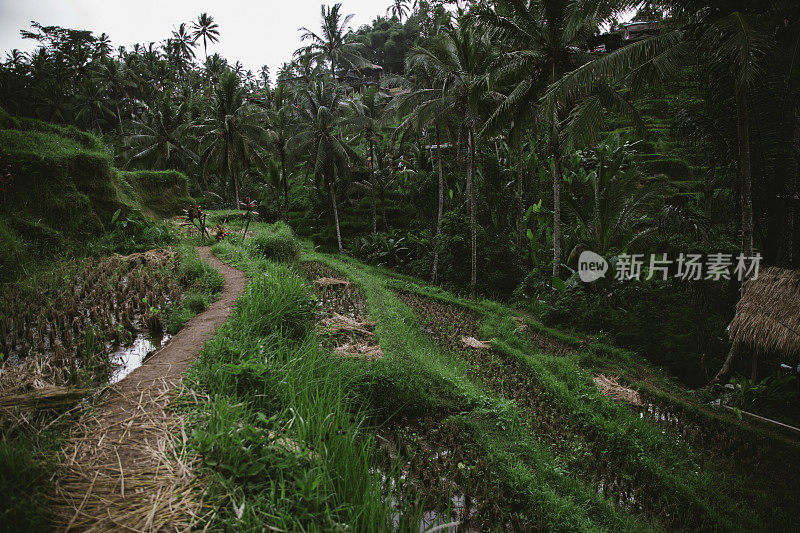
[[338, 63, 383, 92], [587, 33, 624, 53], [622, 21, 661, 42]]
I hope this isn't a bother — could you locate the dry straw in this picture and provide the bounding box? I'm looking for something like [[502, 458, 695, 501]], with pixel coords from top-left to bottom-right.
[[49, 381, 208, 532], [728, 267, 800, 356], [593, 375, 644, 406]]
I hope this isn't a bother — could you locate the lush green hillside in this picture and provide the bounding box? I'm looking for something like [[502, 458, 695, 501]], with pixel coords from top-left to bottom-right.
[[185, 218, 800, 531], [0, 110, 192, 280]]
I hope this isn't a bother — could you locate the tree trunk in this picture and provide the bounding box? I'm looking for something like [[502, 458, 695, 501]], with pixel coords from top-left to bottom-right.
[[281, 146, 289, 221], [116, 102, 124, 136], [381, 188, 388, 231], [709, 342, 743, 386], [227, 144, 239, 207], [704, 152, 715, 221], [468, 127, 477, 298], [329, 174, 343, 253], [737, 87, 754, 258], [710, 89, 755, 387], [233, 168, 240, 209], [431, 124, 444, 284], [516, 132, 524, 250], [369, 136, 377, 234], [551, 122, 562, 278]]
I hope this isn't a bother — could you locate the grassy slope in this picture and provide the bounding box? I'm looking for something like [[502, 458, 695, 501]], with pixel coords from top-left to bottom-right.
[[0, 109, 191, 280], [190, 219, 800, 531]]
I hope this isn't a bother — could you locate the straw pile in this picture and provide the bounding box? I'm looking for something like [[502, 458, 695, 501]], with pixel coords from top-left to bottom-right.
[[461, 336, 491, 350], [317, 313, 384, 360], [49, 379, 206, 532], [728, 267, 800, 357], [304, 263, 383, 361], [593, 375, 644, 406]]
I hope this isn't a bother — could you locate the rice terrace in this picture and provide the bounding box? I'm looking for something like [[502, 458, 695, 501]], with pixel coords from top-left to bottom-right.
[[1, 1, 799, 531]]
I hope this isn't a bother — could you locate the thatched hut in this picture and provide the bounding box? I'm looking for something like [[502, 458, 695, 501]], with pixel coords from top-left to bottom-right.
[[712, 267, 800, 383], [729, 267, 800, 357]]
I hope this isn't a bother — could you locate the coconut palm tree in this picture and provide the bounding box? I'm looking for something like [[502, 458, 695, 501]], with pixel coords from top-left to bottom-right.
[[476, 0, 639, 278], [547, 0, 781, 264], [406, 24, 500, 297], [387, 0, 413, 22], [170, 23, 196, 76], [389, 69, 456, 283], [289, 79, 358, 253], [343, 86, 388, 234], [563, 140, 663, 257], [265, 83, 295, 219], [126, 99, 197, 170], [191, 13, 220, 59], [198, 72, 269, 206], [298, 3, 367, 79], [93, 59, 134, 134], [75, 79, 114, 132]]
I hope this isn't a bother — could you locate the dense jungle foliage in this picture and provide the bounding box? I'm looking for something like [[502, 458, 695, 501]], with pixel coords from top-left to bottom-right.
[[1, 0, 798, 401]]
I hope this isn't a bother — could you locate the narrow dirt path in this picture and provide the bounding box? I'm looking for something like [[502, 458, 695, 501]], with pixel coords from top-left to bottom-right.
[[51, 247, 246, 532]]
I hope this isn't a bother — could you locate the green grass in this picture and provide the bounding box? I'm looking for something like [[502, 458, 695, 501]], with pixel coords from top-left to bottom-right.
[[182, 230, 390, 531], [296, 237, 799, 531], [163, 245, 225, 334], [0, 429, 63, 532], [247, 221, 301, 262]]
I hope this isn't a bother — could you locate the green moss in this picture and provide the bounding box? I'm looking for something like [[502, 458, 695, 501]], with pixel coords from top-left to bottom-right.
[[0, 111, 191, 280], [117, 170, 192, 217]]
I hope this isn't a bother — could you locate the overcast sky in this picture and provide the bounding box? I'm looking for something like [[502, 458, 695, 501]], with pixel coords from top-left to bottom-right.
[[0, 0, 388, 77]]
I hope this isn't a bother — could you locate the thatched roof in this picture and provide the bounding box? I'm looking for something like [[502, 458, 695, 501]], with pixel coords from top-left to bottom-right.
[[729, 267, 800, 356]]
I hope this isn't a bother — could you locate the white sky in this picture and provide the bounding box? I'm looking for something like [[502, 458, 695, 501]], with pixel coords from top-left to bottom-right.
[[0, 0, 387, 77]]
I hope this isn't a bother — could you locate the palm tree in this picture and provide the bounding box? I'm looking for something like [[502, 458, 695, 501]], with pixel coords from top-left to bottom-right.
[[198, 72, 269, 206], [75, 79, 114, 131], [203, 53, 227, 87], [563, 140, 663, 257], [191, 13, 220, 59], [95, 33, 112, 59], [126, 99, 197, 170], [93, 59, 134, 134], [476, 0, 621, 278], [389, 69, 455, 283], [298, 3, 366, 79], [547, 0, 778, 266], [289, 80, 358, 253], [387, 0, 412, 22], [548, 1, 795, 383], [259, 65, 271, 88], [170, 23, 196, 75], [406, 24, 500, 297], [265, 83, 295, 219], [343, 86, 388, 234]]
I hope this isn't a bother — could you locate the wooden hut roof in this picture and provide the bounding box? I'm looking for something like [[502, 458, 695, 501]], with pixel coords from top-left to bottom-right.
[[729, 267, 800, 356]]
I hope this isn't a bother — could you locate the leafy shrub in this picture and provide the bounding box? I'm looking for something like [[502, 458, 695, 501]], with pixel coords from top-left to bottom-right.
[[248, 222, 300, 262], [355, 230, 410, 269], [726, 375, 799, 416], [90, 209, 176, 254], [532, 279, 732, 386]]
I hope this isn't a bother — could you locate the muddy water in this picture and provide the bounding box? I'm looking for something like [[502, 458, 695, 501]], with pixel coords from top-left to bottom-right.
[[108, 333, 170, 384]]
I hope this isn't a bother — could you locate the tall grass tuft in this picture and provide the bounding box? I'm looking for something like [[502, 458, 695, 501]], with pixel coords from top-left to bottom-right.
[[247, 221, 300, 262]]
